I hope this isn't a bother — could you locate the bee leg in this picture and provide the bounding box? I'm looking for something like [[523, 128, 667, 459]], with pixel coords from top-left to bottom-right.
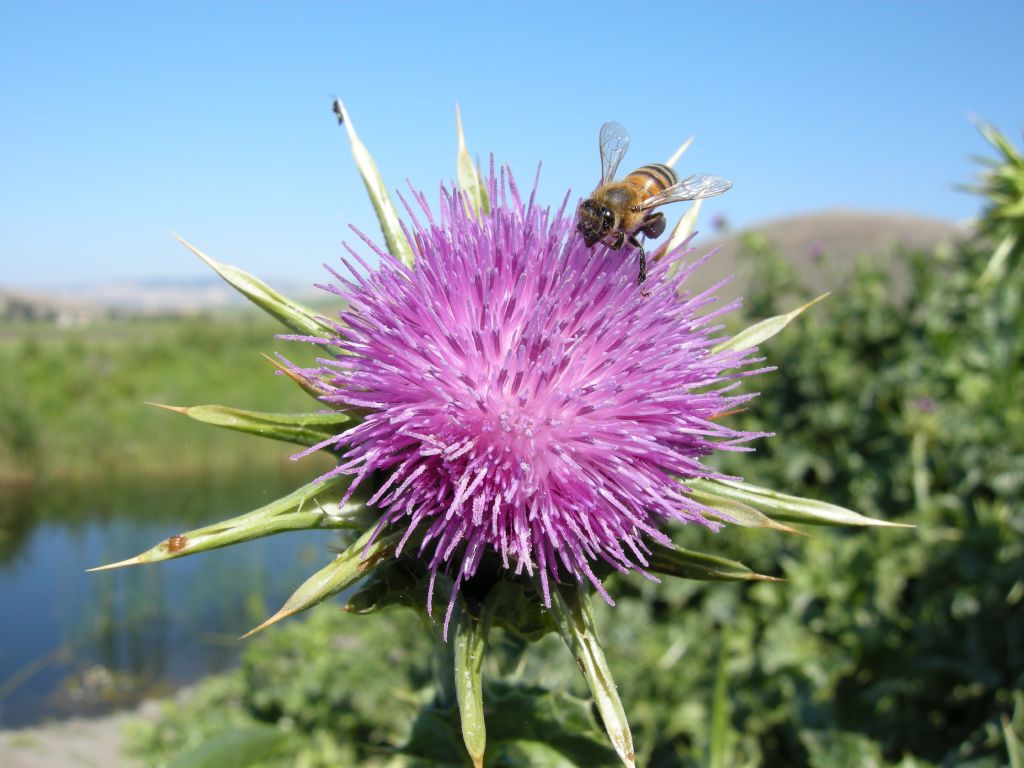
[[627, 234, 649, 292], [606, 231, 626, 250], [633, 213, 666, 297], [640, 212, 666, 239]]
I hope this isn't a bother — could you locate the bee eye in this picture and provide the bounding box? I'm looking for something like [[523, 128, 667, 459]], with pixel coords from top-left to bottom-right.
[[603, 210, 614, 224]]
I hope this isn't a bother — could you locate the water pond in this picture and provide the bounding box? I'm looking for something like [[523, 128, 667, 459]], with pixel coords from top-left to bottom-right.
[[0, 465, 345, 727]]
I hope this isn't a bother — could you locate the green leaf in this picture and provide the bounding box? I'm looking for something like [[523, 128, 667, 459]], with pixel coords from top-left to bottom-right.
[[400, 707, 466, 765], [1006, 713, 1023, 768], [456, 103, 490, 218], [87, 475, 361, 571], [695, 478, 914, 528], [685, 485, 805, 535], [148, 402, 354, 449], [452, 602, 487, 768], [167, 724, 290, 768], [978, 232, 1018, 286], [647, 542, 780, 582], [242, 526, 402, 637], [798, 730, 911, 768], [333, 98, 415, 269], [713, 292, 829, 354], [173, 235, 339, 349], [707, 640, 729, 768], [491, 740, 580, 767], [550, 586, 636, 768], [400, 682, 619, 767], [973, 115, 1022, 163]]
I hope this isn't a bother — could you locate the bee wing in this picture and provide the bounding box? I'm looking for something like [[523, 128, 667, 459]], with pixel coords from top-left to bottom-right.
[[638, 174, 733, 209], [599, 121, 630, 184]]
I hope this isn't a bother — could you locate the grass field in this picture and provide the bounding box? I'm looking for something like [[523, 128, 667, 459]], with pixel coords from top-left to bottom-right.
[[0, 308, 335, 487]]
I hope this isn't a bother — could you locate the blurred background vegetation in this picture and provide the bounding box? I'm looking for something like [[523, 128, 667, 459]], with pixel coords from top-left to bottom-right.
[[2, 125, 1022, 767]]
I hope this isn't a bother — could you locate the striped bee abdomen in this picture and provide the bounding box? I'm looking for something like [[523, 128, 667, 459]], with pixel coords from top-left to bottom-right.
[[623, 163, 679, 197]]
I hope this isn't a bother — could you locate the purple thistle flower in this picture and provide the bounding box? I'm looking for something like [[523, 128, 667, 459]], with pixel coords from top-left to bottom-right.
[[295, 166, 767, 631]]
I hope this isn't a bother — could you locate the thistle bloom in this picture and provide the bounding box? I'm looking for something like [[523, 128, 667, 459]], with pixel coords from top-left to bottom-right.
[[85, 108, 910, 768], [296, 167, 766, 627]]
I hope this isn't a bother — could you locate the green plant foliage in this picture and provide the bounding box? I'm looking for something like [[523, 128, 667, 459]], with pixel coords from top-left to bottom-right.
[[400, 682, 620, 767], [798, 730, 938, 768], [966, 121, 1024, 283], [688, 184, 1023, 764], [126, 608, 434, 767], [167, 724, 293, 768], [125, 608, 619, 768]]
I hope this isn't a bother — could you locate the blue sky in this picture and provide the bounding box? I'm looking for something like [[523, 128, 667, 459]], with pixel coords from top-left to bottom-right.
[[1, 0, 1021, 289]]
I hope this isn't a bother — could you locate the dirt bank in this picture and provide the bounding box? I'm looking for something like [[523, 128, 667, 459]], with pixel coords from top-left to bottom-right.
[[0, 698, 166, 768]]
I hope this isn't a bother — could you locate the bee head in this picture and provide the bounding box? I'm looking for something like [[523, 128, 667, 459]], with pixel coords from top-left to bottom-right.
[[578, 199, 615, 247]]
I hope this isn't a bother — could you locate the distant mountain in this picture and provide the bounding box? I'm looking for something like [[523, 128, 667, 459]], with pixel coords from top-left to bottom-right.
[[0, 287, 111, 324], [0, 276, 322, 321], [687, 209, 964, 305], [66, 275, 323, 313], [4, 211, 964, 322]]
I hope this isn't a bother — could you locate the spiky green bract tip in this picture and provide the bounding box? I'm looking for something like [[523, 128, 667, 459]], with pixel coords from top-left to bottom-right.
[[147, 401, 354, 449], [713, 292, 830, 354], [456, 103, 490, 219], [665, 135, 694, 168], [685, 484, 807, 535], [86, 556, 144, 572], [332, 98, 415, 269], [260, 353, 331, 399], [647, 543, 782, 582], [171, 233, 339, 350], [87, 475, 361, 571], [551, 586, 636, 768], [242, 527, 403, 638], [450, 596, 487, 768], [695, 478, 915, 528]]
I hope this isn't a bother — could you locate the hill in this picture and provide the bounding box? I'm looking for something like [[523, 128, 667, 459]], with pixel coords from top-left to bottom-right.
[[687, 209, 963, 307]]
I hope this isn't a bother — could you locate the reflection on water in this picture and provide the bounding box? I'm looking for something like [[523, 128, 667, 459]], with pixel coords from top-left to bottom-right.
[[0, 463, 341, 727]]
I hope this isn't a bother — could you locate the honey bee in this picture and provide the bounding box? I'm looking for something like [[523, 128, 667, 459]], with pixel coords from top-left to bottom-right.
[[578, 121, 733, 286]]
